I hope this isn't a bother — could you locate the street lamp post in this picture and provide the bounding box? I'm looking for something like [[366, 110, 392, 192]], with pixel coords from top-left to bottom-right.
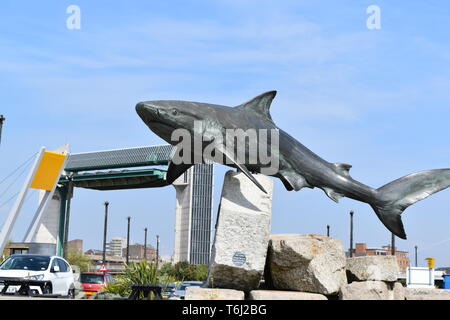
[[349, 210, 354, 257], [0, 115, 5, 147], [144, 227, 148, 260], [391, 233, 396, 256], [415, 245, 418, 267], [156, 235, 160, 269], [126, 216, 131, 264], [102, 201, 109, 268]]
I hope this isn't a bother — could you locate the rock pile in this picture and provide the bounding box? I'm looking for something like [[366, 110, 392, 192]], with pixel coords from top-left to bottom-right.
[[265, 234, 347, 296], [339, 255, 404, 300], [198, 231, 450, 300]]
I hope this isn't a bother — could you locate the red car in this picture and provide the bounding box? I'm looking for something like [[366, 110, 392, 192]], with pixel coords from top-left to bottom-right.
[[80, 272, 113, 298]]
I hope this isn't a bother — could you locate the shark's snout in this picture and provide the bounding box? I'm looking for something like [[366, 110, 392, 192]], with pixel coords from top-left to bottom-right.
[[135, 101, 146, 113], [136, 102, 159, 123]]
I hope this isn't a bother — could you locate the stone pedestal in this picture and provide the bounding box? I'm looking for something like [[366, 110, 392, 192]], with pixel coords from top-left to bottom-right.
[[206, 170, 273, 291]]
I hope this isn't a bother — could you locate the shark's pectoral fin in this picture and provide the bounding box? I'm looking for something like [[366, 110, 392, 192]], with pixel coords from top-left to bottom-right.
[[322, 187, 345, 203], [334, 163, 352, 177], [278, 171, 313, 191], [165, 145, 196, 184], [215, 144, 268, 194], [166, 161, 193, 184]]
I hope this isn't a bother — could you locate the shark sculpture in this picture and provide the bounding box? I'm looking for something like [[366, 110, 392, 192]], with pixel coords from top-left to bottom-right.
[[136, 91, 450, 239]]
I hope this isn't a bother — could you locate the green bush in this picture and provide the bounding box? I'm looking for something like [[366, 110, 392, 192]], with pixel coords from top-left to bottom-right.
[[103, 260, 175, 299], [103, 277, 131, 297], [158, 261, 208, 282]]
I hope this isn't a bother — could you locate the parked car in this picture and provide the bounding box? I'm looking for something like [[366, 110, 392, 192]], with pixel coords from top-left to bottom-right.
[[0, 254, 75, 297], [79, 272, 113, 298], [170, 281, 204, 300], [161, 282, 177, 299]]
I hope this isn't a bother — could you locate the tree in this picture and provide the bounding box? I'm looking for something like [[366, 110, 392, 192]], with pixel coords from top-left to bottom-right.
[[159, 261, 208, 281], [65, 249, 91, 272], [194, 264, 208, 281], [158, 263, 174, 276]]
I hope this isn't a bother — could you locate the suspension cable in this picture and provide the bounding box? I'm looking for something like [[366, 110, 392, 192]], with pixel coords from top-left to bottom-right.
[[0, 151, 37, 186], [0, 188, 37, 211], [0, 191, 19, 210], [0, 160, 34, 201]]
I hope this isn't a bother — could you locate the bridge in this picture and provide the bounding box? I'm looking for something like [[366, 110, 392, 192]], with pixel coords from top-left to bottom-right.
[[1, 144, 213, 265], [60, 145, 174, 190]]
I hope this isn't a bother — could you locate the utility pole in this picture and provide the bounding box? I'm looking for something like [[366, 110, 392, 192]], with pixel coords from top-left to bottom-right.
[[102, 201, 109, 268], [144, 227, 148, 260], [415, 245, 418, 267], [391, 233, 396, 256], [0, 115, 5, 147], [126, 216, 131, 264], [156, 235, 160, 269], [349, 210, 354, 257], [326, 225, 330, 237]]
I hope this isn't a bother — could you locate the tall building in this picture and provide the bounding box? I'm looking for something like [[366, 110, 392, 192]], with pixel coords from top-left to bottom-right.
[[349, 243, 410, 274], [107, 237, 127, 257], [173, 164, 213, 265]]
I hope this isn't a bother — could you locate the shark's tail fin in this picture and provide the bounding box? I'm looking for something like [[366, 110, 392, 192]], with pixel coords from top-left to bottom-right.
[[372, 169, 450, 239]]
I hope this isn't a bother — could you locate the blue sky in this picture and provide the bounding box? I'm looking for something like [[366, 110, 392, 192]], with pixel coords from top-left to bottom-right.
[[0, 1, 449, 266]]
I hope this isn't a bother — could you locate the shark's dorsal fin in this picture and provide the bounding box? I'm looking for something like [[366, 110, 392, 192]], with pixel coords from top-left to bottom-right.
[[334, 163, 352, 177], [238, 91, 277, 120]]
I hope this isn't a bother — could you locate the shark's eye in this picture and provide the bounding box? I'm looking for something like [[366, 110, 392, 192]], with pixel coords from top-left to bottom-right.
[[172, 109, 178, 116]]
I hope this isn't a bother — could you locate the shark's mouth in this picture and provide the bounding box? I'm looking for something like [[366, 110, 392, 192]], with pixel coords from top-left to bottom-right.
[[147, 120, 178, 130]]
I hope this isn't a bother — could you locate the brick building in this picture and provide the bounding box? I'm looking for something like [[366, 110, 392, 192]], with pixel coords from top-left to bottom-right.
[[66, 239, 83, 253], [123, 243, 157, 261], [349, 243, 410, 274]]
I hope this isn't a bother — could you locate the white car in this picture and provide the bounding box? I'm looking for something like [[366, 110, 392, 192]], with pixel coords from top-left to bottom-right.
[[0, 254, 75, 297]]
